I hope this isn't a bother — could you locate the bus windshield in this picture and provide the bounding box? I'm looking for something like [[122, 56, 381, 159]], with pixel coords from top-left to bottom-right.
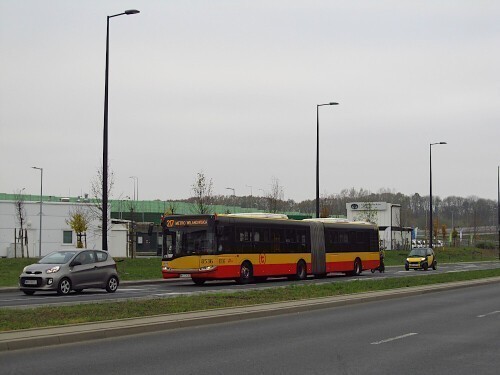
[[163, 227, 215, 258]]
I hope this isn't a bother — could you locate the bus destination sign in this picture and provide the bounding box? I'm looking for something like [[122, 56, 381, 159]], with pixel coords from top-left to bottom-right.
[[166, 219, 209, 228]]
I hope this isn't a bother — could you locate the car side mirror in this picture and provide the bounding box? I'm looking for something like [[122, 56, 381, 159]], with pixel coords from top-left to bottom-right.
[[70, 261, 82, 267]]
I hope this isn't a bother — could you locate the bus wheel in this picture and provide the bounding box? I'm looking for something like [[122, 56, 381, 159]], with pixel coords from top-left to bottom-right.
[[237, 261, 253, 284], [353, 259, 362, 276], [295, 260, 307, 280], [192, 278, 206, 285]]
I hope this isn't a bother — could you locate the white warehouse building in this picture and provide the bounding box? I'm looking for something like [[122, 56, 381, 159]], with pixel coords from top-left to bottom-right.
[[0, 200, 127, 258], [346, 202, 412, 250]]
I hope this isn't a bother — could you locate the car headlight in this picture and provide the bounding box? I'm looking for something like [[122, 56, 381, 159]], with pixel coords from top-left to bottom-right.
[[22, 266, 28, 273], [46, 266, 60, 274]]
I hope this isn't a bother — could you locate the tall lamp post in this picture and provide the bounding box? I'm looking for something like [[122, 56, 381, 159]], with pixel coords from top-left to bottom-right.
[[31, 166, 43, 257], [129, 176, 138, 201], [316, 102, 339, 218], [497, 166, 499, 260], [429, 142, 447, 248], [102, 9, 140, 251], [226, 187, 236, 213]]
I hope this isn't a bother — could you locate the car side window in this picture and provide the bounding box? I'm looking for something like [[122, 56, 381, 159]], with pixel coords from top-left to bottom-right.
[[76, 251, 95, 265]]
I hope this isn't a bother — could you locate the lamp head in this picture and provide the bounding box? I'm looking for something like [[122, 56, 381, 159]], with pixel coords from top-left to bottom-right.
[[125, 9, 140, 15]]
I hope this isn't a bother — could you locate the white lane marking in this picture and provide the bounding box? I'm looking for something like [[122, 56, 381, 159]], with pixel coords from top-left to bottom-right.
[[371, 332, 418, 345], [477, 311, 500, 318]]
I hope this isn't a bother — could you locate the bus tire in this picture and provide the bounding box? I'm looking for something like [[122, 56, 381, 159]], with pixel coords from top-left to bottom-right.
[[352, 258, 362, 276], [192, 278, 206, 285], [295, 260, 307, 280], [237, 261, 253, 284]]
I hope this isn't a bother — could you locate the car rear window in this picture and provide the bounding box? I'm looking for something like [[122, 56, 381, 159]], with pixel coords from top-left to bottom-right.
[[96, 251, 108, 262]]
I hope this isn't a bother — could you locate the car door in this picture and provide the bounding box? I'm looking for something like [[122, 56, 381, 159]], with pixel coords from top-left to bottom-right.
[[70, 251, 99, 288], [92, 251, 114, 287], [426, 249, 435, 266]]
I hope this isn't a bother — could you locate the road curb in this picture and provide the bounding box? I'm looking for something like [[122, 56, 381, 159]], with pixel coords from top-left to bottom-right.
[[1, 276, 500, 352]]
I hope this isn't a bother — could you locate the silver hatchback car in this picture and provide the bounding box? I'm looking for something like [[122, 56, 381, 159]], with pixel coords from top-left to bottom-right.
[[19, 250, 119, 295]]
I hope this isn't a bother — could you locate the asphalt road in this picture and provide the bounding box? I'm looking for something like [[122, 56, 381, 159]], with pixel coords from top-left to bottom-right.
[[2, 261, 500, 309], [1, 282, 498, 375]]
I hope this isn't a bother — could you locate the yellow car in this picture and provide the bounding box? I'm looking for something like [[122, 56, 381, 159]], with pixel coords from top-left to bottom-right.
[[405, 248, 437, 271]]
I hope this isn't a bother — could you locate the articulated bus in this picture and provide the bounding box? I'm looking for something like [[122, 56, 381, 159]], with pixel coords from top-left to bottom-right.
[[160, 213, 380, 285]]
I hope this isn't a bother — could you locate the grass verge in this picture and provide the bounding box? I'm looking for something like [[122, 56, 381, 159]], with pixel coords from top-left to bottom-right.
[[2, 268, 500, 332]]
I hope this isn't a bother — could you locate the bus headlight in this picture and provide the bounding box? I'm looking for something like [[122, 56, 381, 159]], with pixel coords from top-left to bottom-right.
[[199, 266, 216, 272]]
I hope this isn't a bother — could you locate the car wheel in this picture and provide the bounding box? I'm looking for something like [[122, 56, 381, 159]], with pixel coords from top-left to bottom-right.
[[423, 263, 429, 271], [57, 278, 72, 295], [405, 264, 409, 271], [105, 276, 119, 293], [432, 261, 437, 270], [237, 261, 253, 284], [22, 290, 35, 295]]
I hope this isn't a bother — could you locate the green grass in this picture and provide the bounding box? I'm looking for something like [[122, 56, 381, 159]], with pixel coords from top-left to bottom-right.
[[384, 247, 498, 266], [1, 268, 500, 332]]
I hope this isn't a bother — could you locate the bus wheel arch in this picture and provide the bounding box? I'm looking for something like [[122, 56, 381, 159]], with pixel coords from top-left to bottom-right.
[[237, 261, 254, 284]]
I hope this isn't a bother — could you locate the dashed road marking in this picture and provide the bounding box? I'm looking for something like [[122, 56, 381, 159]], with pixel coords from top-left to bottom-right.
[[477, 311, 500, 318], [371, 332, 418, 345]]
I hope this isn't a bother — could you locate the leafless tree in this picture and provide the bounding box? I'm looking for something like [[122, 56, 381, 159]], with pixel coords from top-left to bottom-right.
[[13, 189, 28, 258], [266, 177, 284, 213], [88, 163, 114, 237], [191, 171, 213, 214]]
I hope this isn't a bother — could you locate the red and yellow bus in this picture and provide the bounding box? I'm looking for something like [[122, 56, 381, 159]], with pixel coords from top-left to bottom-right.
[[160, 213, 380, 285]]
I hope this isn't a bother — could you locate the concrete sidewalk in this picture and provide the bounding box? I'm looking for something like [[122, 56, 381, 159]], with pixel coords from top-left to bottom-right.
[[1, 276, 499, 352]]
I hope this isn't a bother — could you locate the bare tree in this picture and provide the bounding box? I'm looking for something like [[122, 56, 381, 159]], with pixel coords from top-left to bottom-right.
[[66, 206, 91, 248], [13, 189, 28, 258], [88, 163, 114, 237], [191, 171, 213, 214], [266, 177, 284, 213]]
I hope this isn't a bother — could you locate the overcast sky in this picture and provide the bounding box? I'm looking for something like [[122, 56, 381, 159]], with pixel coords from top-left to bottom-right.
[[1, 0, 499, 204]]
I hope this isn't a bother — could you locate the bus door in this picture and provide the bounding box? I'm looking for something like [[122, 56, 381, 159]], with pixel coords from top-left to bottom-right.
[[309, 222, 326, 275]]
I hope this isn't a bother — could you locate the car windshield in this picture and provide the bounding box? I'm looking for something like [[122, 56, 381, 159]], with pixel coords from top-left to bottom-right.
[[39, 251, 78, 264], [408, 249, 427, 257]]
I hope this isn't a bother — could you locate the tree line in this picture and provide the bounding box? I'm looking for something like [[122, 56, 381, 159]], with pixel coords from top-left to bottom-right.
[[183, 175, 498, 231]]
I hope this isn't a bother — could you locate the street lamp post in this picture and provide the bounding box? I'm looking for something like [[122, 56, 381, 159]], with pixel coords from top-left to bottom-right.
[[129, 176, 138, 201], [429, 142, 447, 248], [316, 102, 339, 218], [226, 187, 236, 213], [497, 166, 499, 260], [31, 166, 43, 257], [102, 9, 139, 251]]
